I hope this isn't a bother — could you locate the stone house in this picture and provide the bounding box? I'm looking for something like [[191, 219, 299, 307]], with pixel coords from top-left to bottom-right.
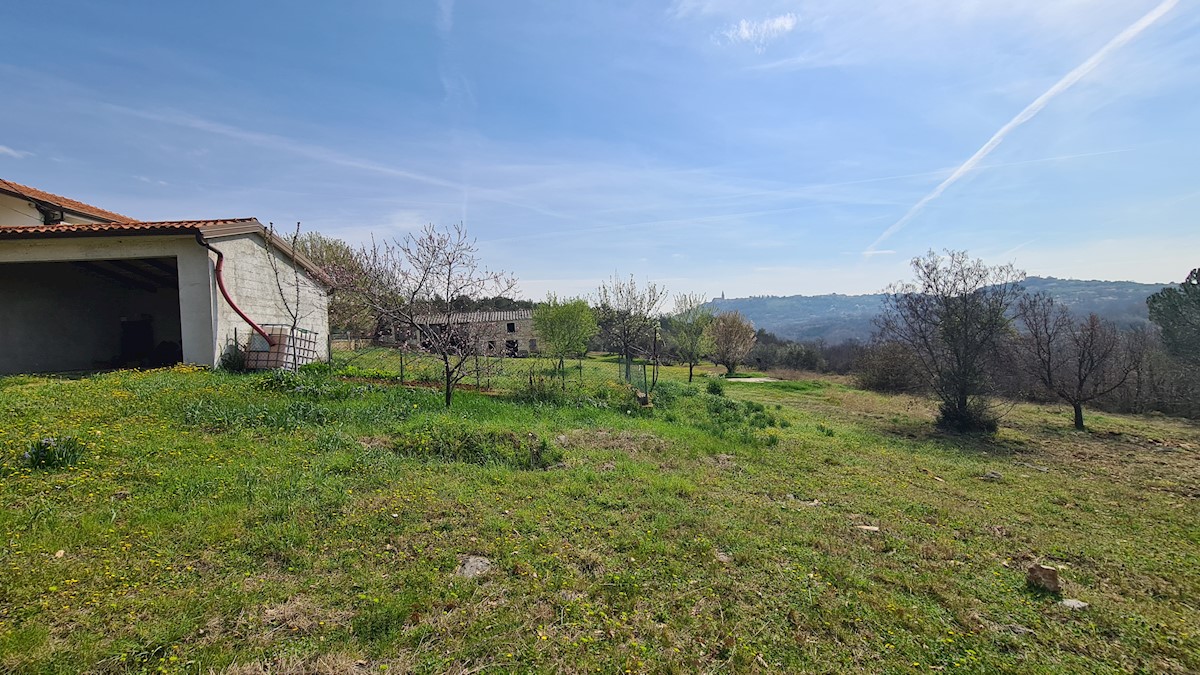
[[409, 309, 538, 357], [0, 178, 331, 374]]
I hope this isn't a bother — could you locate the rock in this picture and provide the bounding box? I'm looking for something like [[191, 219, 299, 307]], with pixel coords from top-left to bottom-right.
[[714, 550, 733, 564], [785, 493, 796, 501], [980, 471, 1004, 482], [455, 555, 493, 579], [1059, 598, 1088, 610], [555, 434, 569, 446], [1026, 564, 1062, 593], [855, 525, 880, 532]]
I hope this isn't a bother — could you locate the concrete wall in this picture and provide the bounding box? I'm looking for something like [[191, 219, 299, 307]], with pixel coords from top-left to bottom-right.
[[208, 233, 331, 361], [0, 235, 217, 367], [0, 262, 181, 374]]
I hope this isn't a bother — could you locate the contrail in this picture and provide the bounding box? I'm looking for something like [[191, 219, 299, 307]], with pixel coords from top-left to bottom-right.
[[865, 0, 1179, 254]]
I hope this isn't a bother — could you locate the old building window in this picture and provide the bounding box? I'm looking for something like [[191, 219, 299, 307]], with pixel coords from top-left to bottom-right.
[[506, 322, 516, 333]]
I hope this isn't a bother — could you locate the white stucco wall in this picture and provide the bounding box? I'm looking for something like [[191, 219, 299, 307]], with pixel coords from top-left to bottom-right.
[[206, 233, 331, 362], [0, 192, 43, 225], [0, 191, 111, 226], [0, 235, 217, 366]]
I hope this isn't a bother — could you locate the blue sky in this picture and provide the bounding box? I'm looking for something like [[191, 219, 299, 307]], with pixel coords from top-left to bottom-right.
[[2, 0, 1197, 299]]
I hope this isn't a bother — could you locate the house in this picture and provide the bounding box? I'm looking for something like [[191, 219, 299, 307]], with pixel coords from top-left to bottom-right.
[[402, 309, 538, 357], [0, 178, 331, 374]]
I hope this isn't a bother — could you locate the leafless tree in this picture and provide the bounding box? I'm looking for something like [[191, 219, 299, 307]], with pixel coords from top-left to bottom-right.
[[264, 222, 317, 369], [1016, 293, 1142, 430], [877, 250, 1024, 432], [707, 311, 757, 375], [595, 274, 668, 383], [352, 223, 516, 407]]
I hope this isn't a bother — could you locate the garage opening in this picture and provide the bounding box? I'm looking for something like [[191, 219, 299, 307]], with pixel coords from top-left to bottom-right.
[[0, 257, 183, 374]]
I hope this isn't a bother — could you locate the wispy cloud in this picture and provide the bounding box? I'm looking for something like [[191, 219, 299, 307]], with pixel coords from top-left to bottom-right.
[[865, 0, 1180, 254], [722, 13, 797, 52], [0, 145, 31, 159]]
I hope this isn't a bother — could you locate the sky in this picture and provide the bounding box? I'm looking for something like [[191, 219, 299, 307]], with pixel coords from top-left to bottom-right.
[[2, 0, 1198, 300]]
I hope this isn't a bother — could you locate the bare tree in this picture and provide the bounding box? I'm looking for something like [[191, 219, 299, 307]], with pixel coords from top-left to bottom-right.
[[666, 293, 714, 382], [877, 250, 1024, 432], [353, 223, 516, 407], [264, 222, 317, 369], [1017, 293, 1142, 430], [595, 274, 667, 383], [707, 311, 756, 375]]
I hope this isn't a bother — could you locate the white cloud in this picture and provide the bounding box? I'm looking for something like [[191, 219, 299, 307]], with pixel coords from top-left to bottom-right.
[[722, 13, 797, 52], [0, 145, 31, 159]]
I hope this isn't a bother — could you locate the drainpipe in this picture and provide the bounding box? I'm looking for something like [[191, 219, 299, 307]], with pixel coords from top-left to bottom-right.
[[194, 233, 277, 347]]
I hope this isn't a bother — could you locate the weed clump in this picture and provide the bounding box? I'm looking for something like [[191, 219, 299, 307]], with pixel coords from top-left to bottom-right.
[[705, 378, 726, 396], [392, 419, 563, 469], [24, 437, 84, 469]]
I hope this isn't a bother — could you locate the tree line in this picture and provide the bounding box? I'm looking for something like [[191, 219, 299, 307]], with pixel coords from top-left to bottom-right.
[[296, 226, 1197, 425], [859, 250, 1199, 431]]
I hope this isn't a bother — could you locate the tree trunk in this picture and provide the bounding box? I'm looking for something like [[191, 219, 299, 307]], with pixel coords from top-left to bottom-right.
[[1073, 402, 1084, 430], [624, 354, 632, 382], [444, 366, 453, 408], [688, 363, 694, 383]]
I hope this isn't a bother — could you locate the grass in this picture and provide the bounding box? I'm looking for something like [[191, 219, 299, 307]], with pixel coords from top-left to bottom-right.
[[0, 356, 1197, 673]]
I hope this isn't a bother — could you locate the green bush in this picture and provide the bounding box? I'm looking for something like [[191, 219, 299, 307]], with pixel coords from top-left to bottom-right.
[[24, 437, 84, 470], [706, 379, 726, 396]]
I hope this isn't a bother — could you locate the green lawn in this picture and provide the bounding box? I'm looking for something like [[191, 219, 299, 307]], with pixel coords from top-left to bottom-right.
[[1, 356, 1197, 673]]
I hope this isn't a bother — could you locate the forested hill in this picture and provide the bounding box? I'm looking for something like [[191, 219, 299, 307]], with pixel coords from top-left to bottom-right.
[[707, 277, 1169, 343]]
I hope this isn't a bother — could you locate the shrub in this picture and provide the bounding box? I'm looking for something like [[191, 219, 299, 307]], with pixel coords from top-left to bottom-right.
[[650, 380, 699, 407], [24, 437, 84, 470], [936, 399, 999, 434], [854, 342, 925, 394], [706, 379, 726, 396]]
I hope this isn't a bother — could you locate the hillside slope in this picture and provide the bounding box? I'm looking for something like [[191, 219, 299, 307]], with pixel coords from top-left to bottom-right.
[[709, 277, 1167, 343]]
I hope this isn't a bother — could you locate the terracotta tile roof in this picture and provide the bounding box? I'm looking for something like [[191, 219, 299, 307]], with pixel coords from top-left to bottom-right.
[[0, 218, 334, 288], [0, 178, 131, 222], [0, 218, 256, 237]]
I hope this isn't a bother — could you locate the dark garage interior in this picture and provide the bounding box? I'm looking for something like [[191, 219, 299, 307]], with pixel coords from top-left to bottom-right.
[[0, 257, 184, 374]]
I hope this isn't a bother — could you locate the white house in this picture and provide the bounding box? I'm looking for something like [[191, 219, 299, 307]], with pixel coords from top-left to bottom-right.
[[0, 178, 331, 374]]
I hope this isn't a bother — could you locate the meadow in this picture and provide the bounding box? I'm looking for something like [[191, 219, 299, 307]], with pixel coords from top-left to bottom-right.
[[0, 352, 1197, 673]]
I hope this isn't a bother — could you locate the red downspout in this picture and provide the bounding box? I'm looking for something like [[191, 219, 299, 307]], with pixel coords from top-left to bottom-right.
[[195, 233, 277, 346]]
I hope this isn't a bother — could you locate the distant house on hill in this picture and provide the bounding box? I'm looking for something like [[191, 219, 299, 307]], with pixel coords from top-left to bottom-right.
[[385, 309, 538, 357], [0, 178, 331, 374]]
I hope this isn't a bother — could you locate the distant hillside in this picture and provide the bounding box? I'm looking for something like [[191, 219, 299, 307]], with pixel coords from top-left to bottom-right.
[[708, 277, 1167, 344]]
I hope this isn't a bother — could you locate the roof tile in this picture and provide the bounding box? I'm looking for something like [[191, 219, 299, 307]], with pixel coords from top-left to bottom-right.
[[0, 179, 131, 221]]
